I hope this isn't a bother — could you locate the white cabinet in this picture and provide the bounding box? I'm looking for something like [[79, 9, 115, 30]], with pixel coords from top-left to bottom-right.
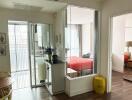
[[44, 61, 65, 95]]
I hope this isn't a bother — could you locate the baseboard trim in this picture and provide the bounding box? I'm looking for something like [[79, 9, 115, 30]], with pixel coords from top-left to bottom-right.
[[70, 88, 93, 97], [112, 67, 123, 73]]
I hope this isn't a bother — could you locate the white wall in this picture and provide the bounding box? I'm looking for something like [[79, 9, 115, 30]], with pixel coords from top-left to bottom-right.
[[54, 8, 66, 61], [0, 8, 54, 72], [0, 18, 10, 72], [112, 16, 125, 73], [59, 0, 102, 10], [101, 0, 132, 92], [0, 8, 54, 24]]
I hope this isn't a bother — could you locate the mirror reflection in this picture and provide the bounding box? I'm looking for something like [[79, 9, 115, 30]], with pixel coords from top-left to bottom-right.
[[33, 23, 53, 57]]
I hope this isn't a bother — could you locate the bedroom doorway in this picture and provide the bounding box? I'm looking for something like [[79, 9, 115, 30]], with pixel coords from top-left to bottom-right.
[[8, 21, 30, 90], [110, 13, 132, 93]]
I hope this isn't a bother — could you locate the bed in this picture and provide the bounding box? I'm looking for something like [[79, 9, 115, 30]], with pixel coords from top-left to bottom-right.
[[67, 56, 93, 73]]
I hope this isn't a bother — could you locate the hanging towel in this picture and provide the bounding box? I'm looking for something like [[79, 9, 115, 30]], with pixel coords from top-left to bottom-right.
[[36, 58, 46, 82]]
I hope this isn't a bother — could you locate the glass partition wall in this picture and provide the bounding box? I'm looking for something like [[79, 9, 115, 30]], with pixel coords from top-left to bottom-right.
[[65, 5, 98, 78], [8, 21, 30, 89], [29, 23, 53, 87]]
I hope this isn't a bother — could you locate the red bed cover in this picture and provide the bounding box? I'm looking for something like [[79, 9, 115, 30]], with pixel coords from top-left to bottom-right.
[[67, 56, 93, 71]]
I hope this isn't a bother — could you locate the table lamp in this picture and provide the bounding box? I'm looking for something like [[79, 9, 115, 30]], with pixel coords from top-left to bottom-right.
[[126, 41, 132, 52]]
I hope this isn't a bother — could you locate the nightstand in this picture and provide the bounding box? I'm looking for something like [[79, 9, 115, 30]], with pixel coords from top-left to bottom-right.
[[127, 59, 132, 68], [67, 68, 78, 78]]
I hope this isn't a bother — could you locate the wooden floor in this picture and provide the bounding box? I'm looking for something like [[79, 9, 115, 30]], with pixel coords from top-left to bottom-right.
[[123, 67, 132, 81], [11, 71, 132, 100], [111, 71, 132, 100]]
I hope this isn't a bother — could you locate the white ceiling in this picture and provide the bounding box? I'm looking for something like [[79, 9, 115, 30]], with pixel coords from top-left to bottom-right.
[[0, 0, 67, 13]]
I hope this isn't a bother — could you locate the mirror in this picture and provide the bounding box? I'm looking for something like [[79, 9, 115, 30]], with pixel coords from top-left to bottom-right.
[[31, 23, 53, 57], [35, 24, 52, 48]]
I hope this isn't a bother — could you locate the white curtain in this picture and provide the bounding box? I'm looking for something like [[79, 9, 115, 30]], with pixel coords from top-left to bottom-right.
[[8, 24, 29, 72], [65, 25, 79, 57]]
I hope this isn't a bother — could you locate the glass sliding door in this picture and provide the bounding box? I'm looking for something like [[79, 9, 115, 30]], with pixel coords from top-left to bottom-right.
[[29, 23, 53, 87], [8, 21, 30, 89], [9, 21, 53, 88], [28, 23, 36, 87]]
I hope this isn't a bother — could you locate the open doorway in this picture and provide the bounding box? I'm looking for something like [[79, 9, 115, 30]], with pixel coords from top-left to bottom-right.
[[111, 13, 132, 93], [8, 21, 30, 90]]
